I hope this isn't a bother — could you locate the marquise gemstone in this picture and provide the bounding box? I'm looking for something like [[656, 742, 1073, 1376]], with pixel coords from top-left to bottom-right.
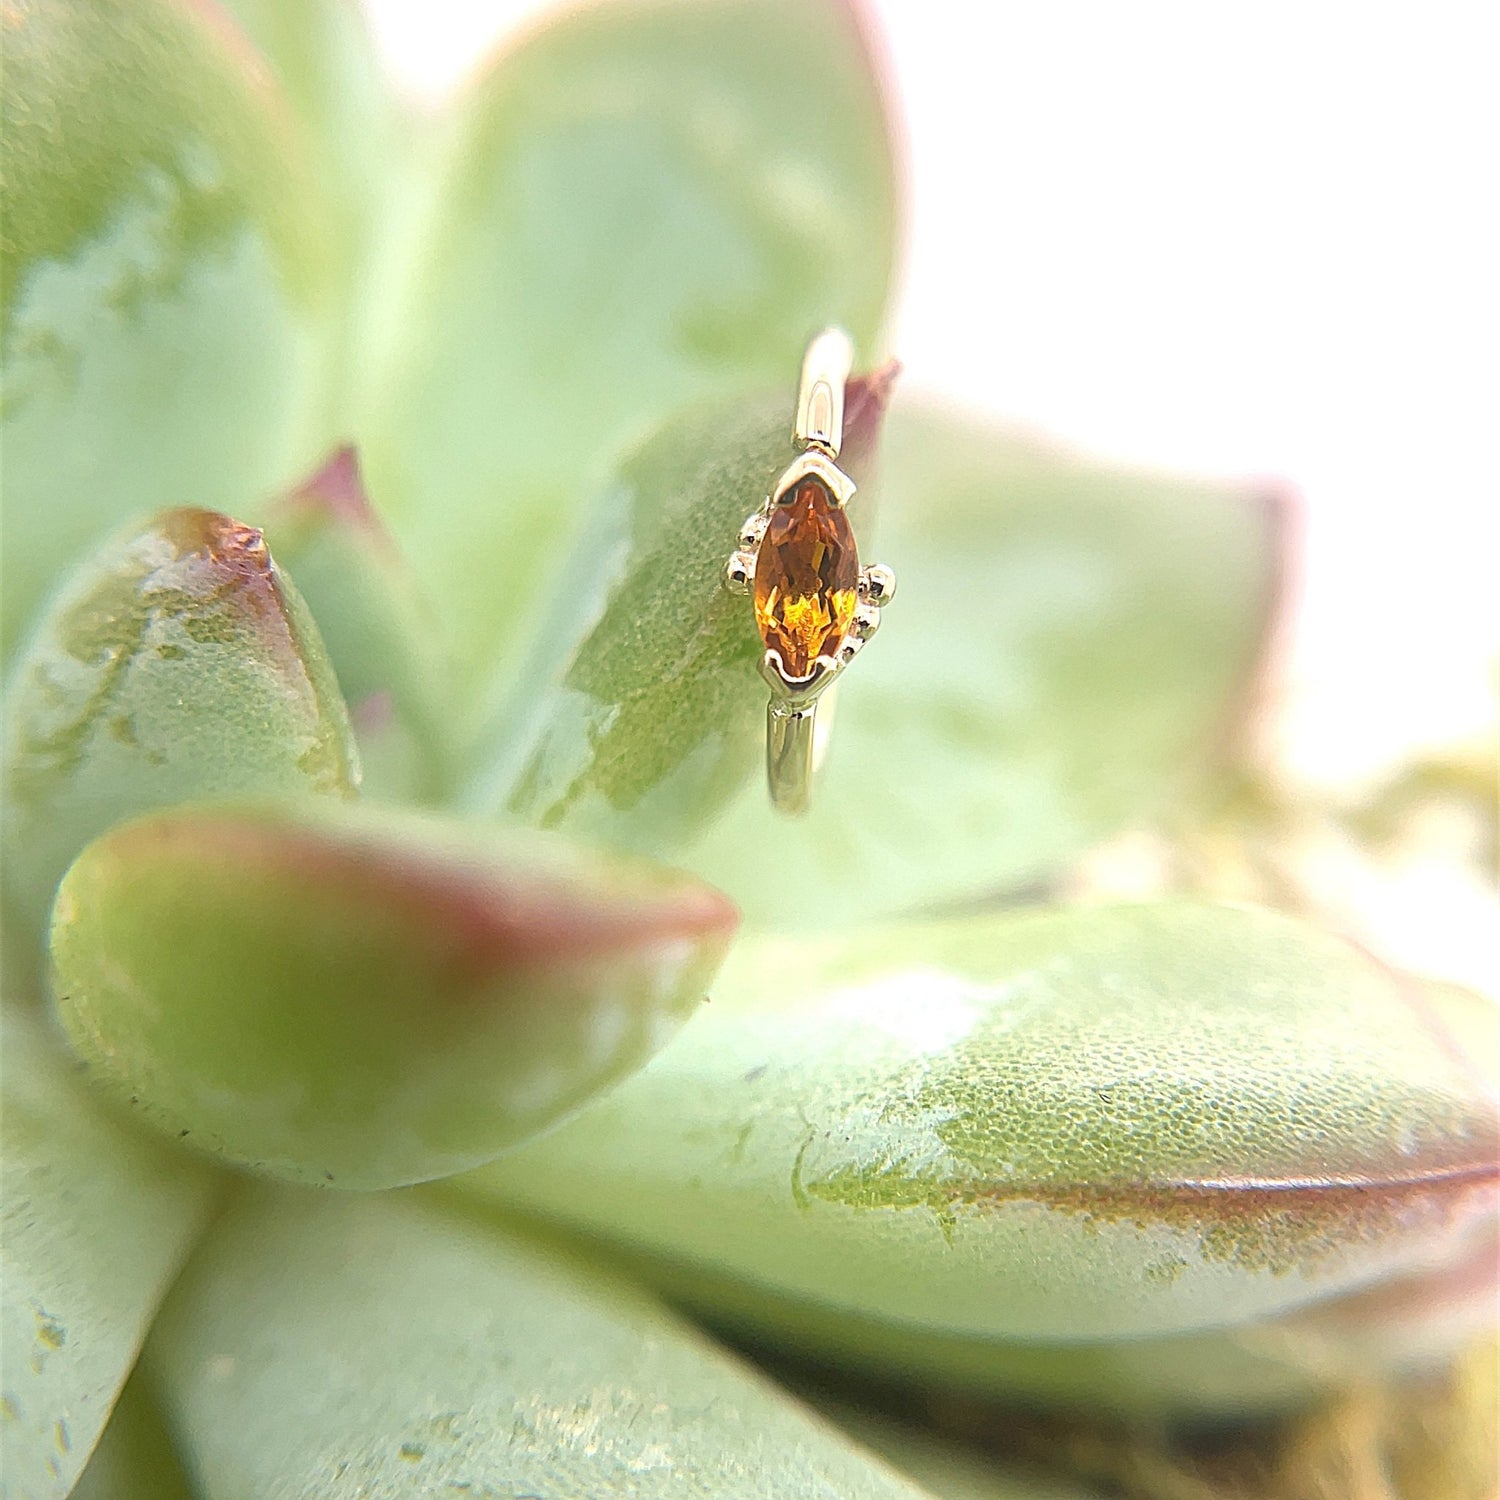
[[753, 476, 859, 678]]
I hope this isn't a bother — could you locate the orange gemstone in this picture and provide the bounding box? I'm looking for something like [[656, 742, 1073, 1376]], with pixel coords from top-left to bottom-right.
[[753, 476, 859, 678]]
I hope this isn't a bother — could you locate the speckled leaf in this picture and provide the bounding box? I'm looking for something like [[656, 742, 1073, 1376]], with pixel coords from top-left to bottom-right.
[[69, 1373, 194, 1500], [1, 508, 359, 939], [352, 0, 901, 727], [146, 1189, 932, 1500], [49, 799, 738, 1189], [263, 448, 453, 802], [1, 0, 334, 656], [0, 1006, 217, 1500], [461, 903, 1500, 1344], [683, 402, 1287, 926], [464, 372, 892, 852], [631, 1205, 1498, 1419]]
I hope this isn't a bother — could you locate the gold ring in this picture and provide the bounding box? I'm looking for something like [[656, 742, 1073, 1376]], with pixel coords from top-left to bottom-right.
[[723, 328, 896, 815]]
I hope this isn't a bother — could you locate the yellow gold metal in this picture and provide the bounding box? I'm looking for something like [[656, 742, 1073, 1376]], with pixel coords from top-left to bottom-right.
[[859, 563, 897, 606], [723, 326, 895, 815], [724, 553, 754, 595], [770, 447, 856, 511], [794, 327, 853, 456]]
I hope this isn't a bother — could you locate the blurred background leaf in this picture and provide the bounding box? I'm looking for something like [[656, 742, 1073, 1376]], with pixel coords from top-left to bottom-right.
[[0, 0, 337, 657], [68, 1372, 194, 1500], [262, 448, 455, 803]]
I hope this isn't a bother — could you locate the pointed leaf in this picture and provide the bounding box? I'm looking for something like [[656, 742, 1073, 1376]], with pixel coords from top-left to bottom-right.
[[263, 448, 454, 802], [353, 0, 901, 718], [462, 903, 1499, 1342], [1, 508, 359, 938], [147, 1189, 932, 1500], [1, 0, 335, 656], [684, 402, 1288, 926], [0, 1007, 217, 1499], [49, 799, 738, 1189], [464, 372, 892, 850]]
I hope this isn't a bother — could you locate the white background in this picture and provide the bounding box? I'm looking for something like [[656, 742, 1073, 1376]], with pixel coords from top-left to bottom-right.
[[361, 0, 1498, 978]]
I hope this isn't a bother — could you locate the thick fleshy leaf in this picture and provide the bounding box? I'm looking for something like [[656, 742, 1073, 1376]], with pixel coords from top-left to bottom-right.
[[637, 1212, 1499, 1418], [49, 799, 738, 1188], [0, 1007, 217, 1499], [812, 1397, 1105, 1500], [0, 508, 359, 938], [219, 0, 397, 434], [69, 1373, 194, 1500], [353, 0, 901, 721], [683, 402, 1287, 926], [263, 448, 453, 802], [464, 372, 892, 850], [461, 902, 1500, 1344], [147, 1189, 932, 1500], [1, 0, 334, 656]]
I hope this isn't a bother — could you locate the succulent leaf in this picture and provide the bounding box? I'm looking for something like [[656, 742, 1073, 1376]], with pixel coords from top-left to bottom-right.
[[263, 448, 454, 802], [813, 1397, 1108, 1500], [0, 508, 359, 939], [0, 0, 335, 656], [48, 799, 739, 1189], [218, 0, 398, 434], [146, 1188, 933, 1500], [352, 0, 902, 724], [465, 373, 891, 850], [630, 1212, 1499, 1418], [460, 903, 1500, 1344], [683, 401, 1288, 925], [0, 1006, 217, 1500], [68, 1372, 194, 1500]]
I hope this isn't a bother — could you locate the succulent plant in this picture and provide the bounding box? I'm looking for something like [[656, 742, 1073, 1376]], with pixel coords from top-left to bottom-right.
[[2, 1, 1495, 1498]]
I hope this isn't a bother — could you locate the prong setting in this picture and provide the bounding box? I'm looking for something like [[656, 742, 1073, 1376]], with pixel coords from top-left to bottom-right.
[[724, 552, 755, 595], [858, 563, 896, 606], [769, 448, 856, 511], [738, 509, 769, 552], [759, 648, 840, 704]]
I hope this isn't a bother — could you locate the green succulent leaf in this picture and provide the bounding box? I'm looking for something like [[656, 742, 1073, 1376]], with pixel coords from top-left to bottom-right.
[[464, 372, 891, 851], [218, 0, 398, 434], [49, 798, 739, 1189], [147, 1188, 932, 1500], [683, 402, 1287, 926], [68, 1372, 194, 1500], [461, 902, 1499, 1344], [1, 508, 359, 940], [643, 1210, 1499, 1419], [352, 0, 901, 725], [813, 1397, 1106, 1500], [0, 1006, 217, 1500], [262, 448, 454, 803], [0, 0, 335, 657]]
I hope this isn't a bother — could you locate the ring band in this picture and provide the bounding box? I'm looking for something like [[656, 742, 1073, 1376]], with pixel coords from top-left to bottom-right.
[[724, 329, 895, 815]]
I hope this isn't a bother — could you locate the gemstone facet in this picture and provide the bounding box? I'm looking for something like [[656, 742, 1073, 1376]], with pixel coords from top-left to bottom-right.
[[753, 476, 859, 679]]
